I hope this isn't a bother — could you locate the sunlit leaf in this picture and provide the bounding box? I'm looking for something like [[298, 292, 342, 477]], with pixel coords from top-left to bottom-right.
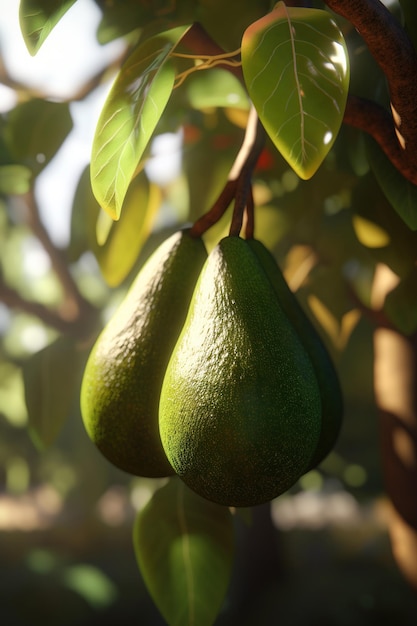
[[95, 174, 162, 287], [0, 165, 32, 194], [23, 336, 85, 450], [19, 0, 77, 55], [134, 478, 234, 626], [91, 26, 189, 221], [242, 2, 349, 179], [186, 69, 249, 110], [365, 136, 417, 231], [4, 99, 72, 177]]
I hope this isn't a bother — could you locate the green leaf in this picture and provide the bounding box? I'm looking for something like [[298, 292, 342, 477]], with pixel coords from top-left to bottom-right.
[[19, 0, 77, 55], [95, 173, 161, 287], [91, 26, 189, 221], [23, 336, 85, 450], [70, 166, 160, 286], [186, 69, 250, 110], [68, 166, 98, 264], [365, 136, 417, 231], [96, 0, 196, 45], [134, 478, 234, 626], [0, 165, 32, 194], [242, 2, 350, 179], [4, 99, 73, 177]]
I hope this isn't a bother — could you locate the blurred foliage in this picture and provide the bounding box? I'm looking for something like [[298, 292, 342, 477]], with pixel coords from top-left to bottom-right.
[[0, 0, 417, 624]]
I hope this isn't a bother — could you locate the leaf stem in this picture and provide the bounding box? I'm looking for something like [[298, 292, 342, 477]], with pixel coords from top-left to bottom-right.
[[180, 22, 244, 84]]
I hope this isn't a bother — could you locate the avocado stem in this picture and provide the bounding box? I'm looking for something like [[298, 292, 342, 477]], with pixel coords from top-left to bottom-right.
[[189, 179, 238, 237], [191, 106, 265, 239], [229, 108, 266, 237]]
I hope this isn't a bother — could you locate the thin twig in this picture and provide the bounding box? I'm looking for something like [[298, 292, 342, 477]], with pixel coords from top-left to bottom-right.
[[180, 22, 244, 83]]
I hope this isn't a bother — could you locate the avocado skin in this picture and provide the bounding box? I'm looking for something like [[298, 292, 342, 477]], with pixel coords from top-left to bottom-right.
[[159, 236, 322, 507], [81, 229, 207, 477], [247, 238, 343, 469]]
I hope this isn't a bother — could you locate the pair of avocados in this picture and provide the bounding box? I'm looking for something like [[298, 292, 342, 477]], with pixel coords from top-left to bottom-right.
[[80, 229, 342, 507]]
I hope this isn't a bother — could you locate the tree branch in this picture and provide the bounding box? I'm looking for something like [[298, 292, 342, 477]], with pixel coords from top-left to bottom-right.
[[0, 46, 129, 103], [23, 190, 92, 322], [0, 190, 99, 339], [325, 0, 417, 182], [344, 95, 417, 185], [0, 280, 81, 336]]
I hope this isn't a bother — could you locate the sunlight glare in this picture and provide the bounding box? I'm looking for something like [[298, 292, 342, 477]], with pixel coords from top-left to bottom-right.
[[329, 40, 348, 77]]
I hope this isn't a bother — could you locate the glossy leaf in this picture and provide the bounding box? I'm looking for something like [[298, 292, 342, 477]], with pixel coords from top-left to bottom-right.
[[366, 136, 417, 231], [242, 2, 349, 179], [4, 99, 73, 177], [134, 478, 234, 626], [0, 165, 32, 194], [91, 26, 189, 221], [19, 0, 77, 55], [23, 336, 85, 450]]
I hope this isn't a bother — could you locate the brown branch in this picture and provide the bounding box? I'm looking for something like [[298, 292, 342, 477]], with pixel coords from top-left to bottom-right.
[[3, 190, 100, 339], [0, 46, 129, 103], [23, 190, 92, 320], [189, 179, 238, 237], [344, 95, 417, 185], [244, 187, 255, 240], [0, 281, 80, 336], [190, 107, 265, 238], [325, 0, 417, 181], [229, 108, 266, 237]]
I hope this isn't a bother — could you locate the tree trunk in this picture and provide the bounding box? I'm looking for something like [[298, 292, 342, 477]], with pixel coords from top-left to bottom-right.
[[372, 264, 417, 591]]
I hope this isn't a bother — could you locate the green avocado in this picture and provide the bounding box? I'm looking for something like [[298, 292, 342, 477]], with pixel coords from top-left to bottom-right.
[[247, 238, 343, 469], [159, 235, 322, 507], [81, 229, 207, 477]]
